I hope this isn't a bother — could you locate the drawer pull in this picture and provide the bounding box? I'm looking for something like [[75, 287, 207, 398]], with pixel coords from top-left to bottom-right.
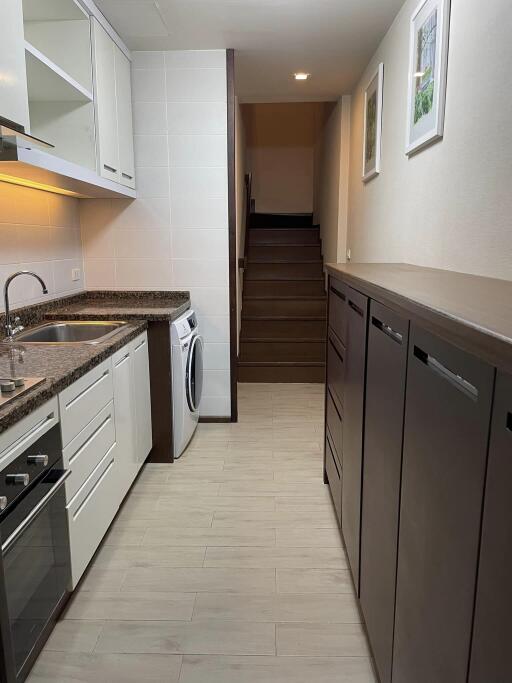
[[348, 300, 364, 317], [414, 346, 478, 400], [72, 456, 115, 521], [103, 164, 117, 173], [330, 286, 346, 302], [68, 414, 112, 465], [114, 352, 130, 368], [134, 338, 146, 351], [372, 316, 403, 345], [0, 412, 55, 462], [329, 338, 344, 365], [122, 172, 133, 180], [65, 370, 109, 410]]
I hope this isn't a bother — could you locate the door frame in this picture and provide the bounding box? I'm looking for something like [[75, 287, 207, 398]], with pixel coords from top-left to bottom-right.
[[227, 48, 238, 422]]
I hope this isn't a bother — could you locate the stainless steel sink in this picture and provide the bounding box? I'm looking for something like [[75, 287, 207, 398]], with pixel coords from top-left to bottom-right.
[[11, 321, 128, 345]]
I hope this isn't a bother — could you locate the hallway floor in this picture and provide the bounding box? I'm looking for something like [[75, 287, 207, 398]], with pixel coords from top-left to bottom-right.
[[28, 384, 376, 682]]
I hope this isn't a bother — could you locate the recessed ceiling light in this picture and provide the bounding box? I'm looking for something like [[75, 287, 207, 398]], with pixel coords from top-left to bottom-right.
[[294, 72, 310, 81]]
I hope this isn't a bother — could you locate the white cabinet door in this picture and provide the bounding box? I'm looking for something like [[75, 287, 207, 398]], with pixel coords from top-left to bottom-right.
[[92, 18, 119, 183], [112, 344, 137, 505], [132, 333, 153, 467], [0, 0, 30, 130], [114, 45, 135, 189]]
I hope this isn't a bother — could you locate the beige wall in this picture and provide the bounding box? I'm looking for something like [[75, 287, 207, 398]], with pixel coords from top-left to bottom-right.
[[0, 183, 83, 311], [242, 102, 326, 214], [235, 97, 246, 353], [347, 0, 512, 280], [315, 97, 351, 265]]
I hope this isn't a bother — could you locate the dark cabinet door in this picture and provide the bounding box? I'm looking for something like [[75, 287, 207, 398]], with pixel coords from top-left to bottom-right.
[[393, 326, 494, 683], [342, 286, 369, 594], [328, 277, 347, 344], [360, 301, 409, 683], [469, 371, 512, 683]]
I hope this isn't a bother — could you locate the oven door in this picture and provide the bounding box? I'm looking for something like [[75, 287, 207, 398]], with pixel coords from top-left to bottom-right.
[[0, 466, 70, 679]]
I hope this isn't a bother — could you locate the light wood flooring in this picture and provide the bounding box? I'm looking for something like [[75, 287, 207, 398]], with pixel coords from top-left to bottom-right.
[[28, 383, 376, 682]]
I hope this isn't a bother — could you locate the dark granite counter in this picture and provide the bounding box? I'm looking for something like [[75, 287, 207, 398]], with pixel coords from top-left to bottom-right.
[[0, 321, 146, 435], [326, 262, 512, 374]]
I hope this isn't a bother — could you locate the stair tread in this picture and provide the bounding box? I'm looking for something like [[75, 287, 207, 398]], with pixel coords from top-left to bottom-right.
[[242, 316, 326, 322], [238, 360, 325, 367], [243, 295, 326, 301], [241, 338, 325, 343]]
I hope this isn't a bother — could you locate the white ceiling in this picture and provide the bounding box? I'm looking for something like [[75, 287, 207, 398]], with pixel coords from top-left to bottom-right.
[[94, 0, 405, 101]]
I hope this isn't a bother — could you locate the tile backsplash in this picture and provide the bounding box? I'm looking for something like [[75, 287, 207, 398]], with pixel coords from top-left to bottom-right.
[[0, 183, 84, 312]]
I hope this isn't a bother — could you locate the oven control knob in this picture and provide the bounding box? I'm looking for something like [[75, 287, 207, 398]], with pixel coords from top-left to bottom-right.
[[6, 473, 29, 486], [27, 454, 49, 466], [0, 497, 7, 511]]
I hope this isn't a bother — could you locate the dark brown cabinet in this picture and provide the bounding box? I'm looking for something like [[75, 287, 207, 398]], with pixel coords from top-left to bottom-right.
[[393, 326, 495, 683], [359, 301, 409, 683], [469, 371, 512, 683], [328, 278, 347, 344], [342, 286, 369, 594]]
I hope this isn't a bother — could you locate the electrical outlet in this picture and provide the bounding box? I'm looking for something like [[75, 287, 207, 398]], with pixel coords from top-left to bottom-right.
[[71, 268, 81, 282], [346, 248, 352, 262]]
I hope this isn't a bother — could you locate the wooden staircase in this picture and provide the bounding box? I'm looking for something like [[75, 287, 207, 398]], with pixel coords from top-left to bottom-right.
[[238, 213, 326, 383]]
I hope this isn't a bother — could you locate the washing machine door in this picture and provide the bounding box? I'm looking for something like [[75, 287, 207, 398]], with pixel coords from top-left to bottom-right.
[[186, 335, 204, 412]]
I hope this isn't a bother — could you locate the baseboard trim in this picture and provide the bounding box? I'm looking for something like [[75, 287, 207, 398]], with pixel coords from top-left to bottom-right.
[[199, 416, 232, 423]]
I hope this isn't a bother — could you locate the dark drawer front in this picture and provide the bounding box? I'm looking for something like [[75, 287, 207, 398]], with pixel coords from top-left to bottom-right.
[[469, 371, 512, 683], [325, 433, 342, 523], [327, 330, 345, 409], [328, 277, 347, 344], [393, 325, 495, 683], [360, 300, 410, 683], [326, 390, 342, 468]]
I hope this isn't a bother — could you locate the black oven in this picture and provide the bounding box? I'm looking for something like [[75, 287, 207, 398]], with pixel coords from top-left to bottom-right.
[[0, 423, 70, 682]]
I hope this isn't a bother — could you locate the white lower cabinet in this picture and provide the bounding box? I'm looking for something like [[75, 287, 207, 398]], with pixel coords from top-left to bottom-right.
[[60, 331, 152, 589]]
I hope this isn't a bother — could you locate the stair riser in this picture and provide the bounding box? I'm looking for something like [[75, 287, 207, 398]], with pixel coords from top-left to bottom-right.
[[241, 319, 326, 339], [243, 280, 326, 297], [248, 245, 321, 262], [246, 263, 324, 280], [249, 228, 320, 245], [250, 213, 313, 228], [238, 365, 325, 383], [243, 299, 326, 317], [240, 341, 325, 363]]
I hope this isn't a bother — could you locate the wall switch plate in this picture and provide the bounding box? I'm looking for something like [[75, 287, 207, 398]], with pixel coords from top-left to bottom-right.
[[346, 248, 352, 262], [71, 268, 81, 281]]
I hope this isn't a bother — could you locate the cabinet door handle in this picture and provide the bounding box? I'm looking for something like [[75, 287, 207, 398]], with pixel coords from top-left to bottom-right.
[[413, 345, 478, 400], [372, 316, 403, 345], [330, 286, 346, 302], [328, 338, 344, 364], [122, 172, 133, 180], [103, 164, 117, 173], [348, 299, 363, 317]]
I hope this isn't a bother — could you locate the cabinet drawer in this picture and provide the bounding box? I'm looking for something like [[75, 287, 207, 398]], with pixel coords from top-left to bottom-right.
[[66, 443, 118, 588], [0, 398, 58, 469], [325, 433, 342, 523], [326, 389, 342, 467], [59, 359, 113, 446], [329, 277, 347, 343], [327, 330, 345, 408], [63, 401, 115, 503]]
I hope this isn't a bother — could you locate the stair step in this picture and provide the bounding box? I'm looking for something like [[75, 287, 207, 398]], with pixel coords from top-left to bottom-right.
[[249, 228, 320, 245], [248, 245, 322, 262], [241, 319, 326, 339], [243, 280, 325, 297], [246, 262, 324, 280], [249, 213, 313, 228], [240, 340, 325, 363], [243, 298, 326, 317], [238, 362, 325, 383]]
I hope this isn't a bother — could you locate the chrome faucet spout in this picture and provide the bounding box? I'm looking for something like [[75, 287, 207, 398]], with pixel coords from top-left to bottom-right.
[[3, 271, 48, 340]]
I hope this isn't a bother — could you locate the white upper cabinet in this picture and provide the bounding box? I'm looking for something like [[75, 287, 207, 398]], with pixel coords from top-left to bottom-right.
[[0, 0, 30, 129], [115, 46, 136, 188], [92, 18, 135, 188], [92, 17, 120, 183]]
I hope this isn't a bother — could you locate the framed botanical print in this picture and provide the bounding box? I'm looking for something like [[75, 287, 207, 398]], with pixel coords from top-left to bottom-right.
[[362, 62, 384, 182], [406, 0, 451, 155]]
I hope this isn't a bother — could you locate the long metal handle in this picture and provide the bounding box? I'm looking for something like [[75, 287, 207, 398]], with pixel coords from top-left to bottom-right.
[[103, 164, 117, 173], [414, 346, 478, 400], [372, 316, 403, 345], [2, 470, 71, 555], [122, 172, 133, 180], [348, 299, 363, 317]]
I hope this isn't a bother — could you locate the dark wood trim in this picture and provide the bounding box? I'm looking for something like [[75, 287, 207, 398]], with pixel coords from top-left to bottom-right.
[[199, 416, 232, 423], [226, 48, 238, 423], [147, 321, 174, 462]]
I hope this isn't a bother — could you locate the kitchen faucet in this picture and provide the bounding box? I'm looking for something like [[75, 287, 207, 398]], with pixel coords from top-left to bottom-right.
[[3, 271, 48, 340]]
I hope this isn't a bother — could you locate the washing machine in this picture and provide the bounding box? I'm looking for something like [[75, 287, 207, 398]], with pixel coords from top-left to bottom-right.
[[171, 310, 204, 459]]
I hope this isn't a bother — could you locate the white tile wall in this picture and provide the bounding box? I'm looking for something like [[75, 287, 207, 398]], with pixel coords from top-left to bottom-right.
[[0, 184, 84, 312], [80, 49, 230, 418]]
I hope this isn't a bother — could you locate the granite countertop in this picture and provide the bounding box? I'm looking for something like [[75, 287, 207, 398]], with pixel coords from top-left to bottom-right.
[[327, 262, 512, 371], [0, 321, 146, 435]]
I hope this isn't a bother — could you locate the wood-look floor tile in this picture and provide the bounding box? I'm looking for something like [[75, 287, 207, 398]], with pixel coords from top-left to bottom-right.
[[142, 526, 276, 547], [64, 591, 195, 621], [277, 622, 370, 657], [90, 546, 206, 570], [276, 527, 344, 547], [277, 568, 353, 594], [44, 621, 104, 653], [94, 620, 276, 655], [178, 655, 376, 683], [212, 510, 338, 529], [157, 496, 275, 511], [204, 547, 347, 569], [122, 566, 276, 594]]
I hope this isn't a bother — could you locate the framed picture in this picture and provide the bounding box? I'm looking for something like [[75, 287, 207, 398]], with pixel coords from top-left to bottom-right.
[[362, 62, 384, 182], [406, 0, 451, 155]]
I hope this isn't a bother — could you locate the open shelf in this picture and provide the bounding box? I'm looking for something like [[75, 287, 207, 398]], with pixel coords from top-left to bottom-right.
[[25, 41, 93, 103]]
